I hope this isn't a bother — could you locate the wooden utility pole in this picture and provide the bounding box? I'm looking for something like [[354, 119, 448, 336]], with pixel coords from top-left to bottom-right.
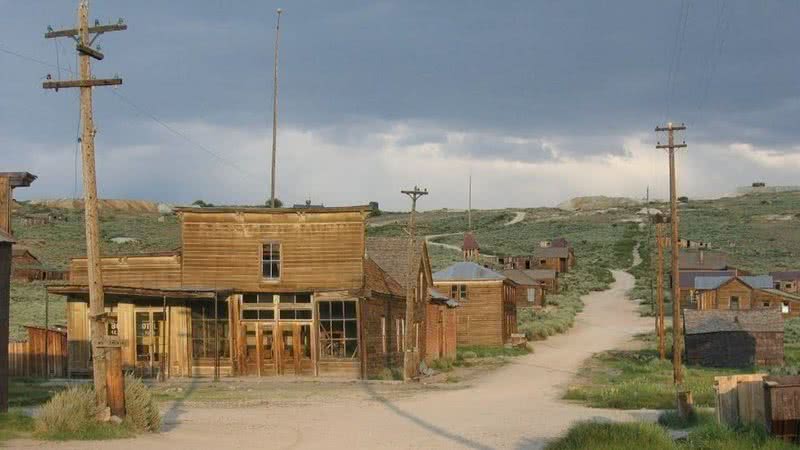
[[467, 172, 472, 231], [44, 0, 126, 410], [655, 122, 687, 386], [401, 186, 428, 380], [269, 8, 283, 208]]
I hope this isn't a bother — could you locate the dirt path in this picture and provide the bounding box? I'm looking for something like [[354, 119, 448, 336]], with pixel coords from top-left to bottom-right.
[[18, 269, 651, 450], [425, 232, 465, 253], [504, 211, 526, 226]]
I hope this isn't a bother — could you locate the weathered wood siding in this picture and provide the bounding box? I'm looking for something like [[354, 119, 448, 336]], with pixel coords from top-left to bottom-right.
[[434, 280, 508, 347], [425, 303, 458, 363], [697, 279, 754, 310], [180, 210, 366, 292], [686, 331, 784, 367], [754, 290, 800, 318], [70, 254, 182, 289], [66, 299, 91, 375], [7, 328, 68, 377], [361, 295, 405, 378]]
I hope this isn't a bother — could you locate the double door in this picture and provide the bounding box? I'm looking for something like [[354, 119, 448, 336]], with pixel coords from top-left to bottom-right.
[[241, 322, 312, 376]]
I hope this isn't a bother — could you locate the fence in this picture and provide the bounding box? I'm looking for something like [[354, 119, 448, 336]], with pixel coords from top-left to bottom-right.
[[7, 326, 68, 377]]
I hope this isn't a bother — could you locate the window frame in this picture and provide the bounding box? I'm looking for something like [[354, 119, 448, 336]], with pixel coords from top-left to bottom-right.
[[317, 300, 359, 360], [261, 241, 282, 281], [730, 296, 740, 310], [190, 302, 230, 361]]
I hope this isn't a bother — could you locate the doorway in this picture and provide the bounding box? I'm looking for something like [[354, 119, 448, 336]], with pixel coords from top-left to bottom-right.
[[135, 309, 165, 377], [278, 323, 312, 375]]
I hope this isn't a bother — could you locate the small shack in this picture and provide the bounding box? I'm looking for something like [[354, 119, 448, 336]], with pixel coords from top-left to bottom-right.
[[500, 269, 546, 307], [693, 275, 774, 310], [11, 246, 45, 282], [532, 247, 573, 273], [522, 269, 559, 294], [684, 309, 784, 368], [771, 271, 800, 294], [433, 262, 517, 347]]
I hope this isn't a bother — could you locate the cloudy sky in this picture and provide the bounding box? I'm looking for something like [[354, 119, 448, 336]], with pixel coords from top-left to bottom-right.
[[1, 1, 798, 210]]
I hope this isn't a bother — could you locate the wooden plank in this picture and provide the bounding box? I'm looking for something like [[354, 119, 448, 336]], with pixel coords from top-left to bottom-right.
[[738, 378, 767, 426], [0, 177, 10, 234], [715, 374, 767, 426]]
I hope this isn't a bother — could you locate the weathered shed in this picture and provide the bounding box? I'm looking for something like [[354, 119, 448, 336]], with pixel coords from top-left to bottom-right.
[[522, 269, 559, 294], [532, 247, 573, 273], [771, 271, 800, 294], [694, 275, 774, 311], [684, 309, 784, 368], [11, 246, 45, 282], [500, 269, 546, 307], [433, 262, 517, 347]]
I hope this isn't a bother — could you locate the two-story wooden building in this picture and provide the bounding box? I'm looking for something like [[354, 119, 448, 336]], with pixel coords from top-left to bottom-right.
[[49, 206, 426, 380], [433, 262, 517, 347]]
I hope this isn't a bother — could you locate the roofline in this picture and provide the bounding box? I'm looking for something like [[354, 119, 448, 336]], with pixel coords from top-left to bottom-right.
[[174, 205, 372, 214], [0, 172, 37, 188], [47, 284, 233, 299]]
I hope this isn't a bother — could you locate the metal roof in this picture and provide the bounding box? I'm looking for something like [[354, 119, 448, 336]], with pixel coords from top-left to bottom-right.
[[694, 275, 773, 290], [679, 270, 737, 289], [771, 271, 800, 281], [684, 309, 783, 335], [500, 269, 544, 286], [433, 261, 505, 281], [522, 269, 557, 280], [533, 247, 570, 259], [679, 249, 728, 270]]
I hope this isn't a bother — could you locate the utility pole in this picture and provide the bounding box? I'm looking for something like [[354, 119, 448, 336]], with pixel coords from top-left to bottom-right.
[[269, 8, 283, 208], [655, 217, 668, 360], [401, 186, 428, 380], [647, 186, 653, 316], [655, 122, 687, 387], [467, 172, 472, 231], [44, 0, 126, 411]]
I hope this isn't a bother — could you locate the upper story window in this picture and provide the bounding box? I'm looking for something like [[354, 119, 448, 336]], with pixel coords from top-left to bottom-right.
[[262, 242, 281, 280], [450, 284, 467, 300]]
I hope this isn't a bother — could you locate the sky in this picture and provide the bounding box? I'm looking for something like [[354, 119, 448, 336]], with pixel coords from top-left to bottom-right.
[[1, 1, 799, 210]]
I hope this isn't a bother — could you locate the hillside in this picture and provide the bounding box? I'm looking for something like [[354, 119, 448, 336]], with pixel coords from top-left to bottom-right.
[[7, 192, 800, 340]]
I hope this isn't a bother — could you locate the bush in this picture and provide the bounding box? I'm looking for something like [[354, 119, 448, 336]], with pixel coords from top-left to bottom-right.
[[35, 385, 101, 436], [123, 375, 161, 432]]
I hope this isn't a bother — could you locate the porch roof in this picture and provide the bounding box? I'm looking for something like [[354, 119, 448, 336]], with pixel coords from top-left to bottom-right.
[[47, 284, 234, 299]]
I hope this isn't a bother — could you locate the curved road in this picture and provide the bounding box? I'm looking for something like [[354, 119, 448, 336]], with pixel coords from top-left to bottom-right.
[[22, 268, 651, 450]]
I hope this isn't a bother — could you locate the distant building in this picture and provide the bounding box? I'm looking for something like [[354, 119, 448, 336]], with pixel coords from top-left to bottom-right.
[[532, 246, 575, 273], [522, 269, 559, 294], [500, 269, 546, 308], [679, 249, 729, 271], [462, 232, 480, 261], [684, 309, 784, 368], [692, 274, 800, 317], [770, 271, 800, 294]]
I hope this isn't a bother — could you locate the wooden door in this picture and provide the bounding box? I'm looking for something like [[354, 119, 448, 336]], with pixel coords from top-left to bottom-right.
[[278, 323, 312, 375], [240, 322, 277, 376]]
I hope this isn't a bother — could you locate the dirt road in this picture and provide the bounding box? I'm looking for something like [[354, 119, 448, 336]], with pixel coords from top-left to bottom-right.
[[18, 270, 651, 450]]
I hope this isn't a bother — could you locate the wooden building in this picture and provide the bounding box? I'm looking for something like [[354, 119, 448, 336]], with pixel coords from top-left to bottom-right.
[[433, 262, 517, 347], [679, 249, 729, 271], [426, 288, 459, 363], [693, 275, 774, 311], [50, 206, 423, 380], [11, 246, 45, 282], [522, 269, 559, 294], [532, 247, 574, 273], [684, 309, 784, 368], [500, 269, 546, 308], [679, 269, 737, 307], [770, 271, 800, 294], [462, 232, 480, 261]]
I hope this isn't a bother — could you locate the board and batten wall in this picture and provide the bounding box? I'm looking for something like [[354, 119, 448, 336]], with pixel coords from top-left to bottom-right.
[[180, 210, 366, 292], [434, 280, 512, 347], [70, 254, 182, 289]]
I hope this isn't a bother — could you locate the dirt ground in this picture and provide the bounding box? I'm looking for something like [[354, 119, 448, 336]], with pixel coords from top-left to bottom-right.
[[12, 269, 652, 450]]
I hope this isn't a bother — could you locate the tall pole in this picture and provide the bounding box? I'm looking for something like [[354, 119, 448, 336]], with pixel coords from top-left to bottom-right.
[[401, 186, 428, 380], [270, 9, 283, 208], [44, 0, 127, 409], [647, 186, 653, 316], [468, 172, 472, 231], [656, 122, 687, 386]]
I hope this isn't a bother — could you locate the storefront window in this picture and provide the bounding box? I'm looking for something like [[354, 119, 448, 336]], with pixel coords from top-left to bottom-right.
[[318, 301, 358, 359], [191, 302, 230, 359]]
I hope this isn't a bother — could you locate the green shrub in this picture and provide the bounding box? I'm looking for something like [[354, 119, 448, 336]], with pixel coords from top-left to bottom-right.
[[123, 375, 161, 432], [429, 358, 455, 372], [545, 421, 673, 450], [35, 385, 101, 436]]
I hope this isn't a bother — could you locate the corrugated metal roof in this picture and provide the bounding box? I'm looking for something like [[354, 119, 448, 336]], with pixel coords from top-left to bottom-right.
[[694, 275, 773, 290], [433, 262, 505, 281], [533, 247, 569, 259], [679, 249, 728, 270], [679, 270, 737, 289], [684, 309, 783, 335]]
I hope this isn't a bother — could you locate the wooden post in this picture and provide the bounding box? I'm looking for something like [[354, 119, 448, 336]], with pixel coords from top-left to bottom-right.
[[656, 122, 687, 386], [44, 1, 126, 410], [677, 390, 694, 420], [401, 186, 428, 380], [104, 344, 125, 418], [0, 177, 10, 235], [0, 239, 12, 412]]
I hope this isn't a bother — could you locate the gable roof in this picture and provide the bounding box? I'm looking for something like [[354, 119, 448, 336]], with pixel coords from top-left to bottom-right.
[[366, 237, 427, 290], [462, 232, 480, 251], [771, 271, 800, 281], [679, 249, 728, 270], [694, 275, 773, 290], [500, 269, 544, 286], [680, 270, 737, 289], [0, 230, 14, 244], [433, 261, 505, 281], [551, 237, 570, 248], [533, 247, 570, 259], [759, 289, 800, 302], [364, 257, 404, 297], [522, 269, 557, 281], [684, 309, 783, 335]]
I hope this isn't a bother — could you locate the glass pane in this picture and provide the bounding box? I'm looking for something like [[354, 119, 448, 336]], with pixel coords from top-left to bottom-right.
[[319, 302, 331, 320], [331, 301, 344, 319], [345, 320, 357, 340], [271, 262, 280, 278], [243, 294, 259, 303], [279, 294, 295, 303], [135, 312, 149, 338], [259, 309, 275, 320], [296, 309, 312, 320], [296, 293, 311, 303], [332, 320, 344, 338], [344, 302, 356, 319], [300, 326, 311, 358], [243, 310, 259, 320], [345, 339, 358, 358], [280, 309, 296, 320], [283, 330, 294, 357]]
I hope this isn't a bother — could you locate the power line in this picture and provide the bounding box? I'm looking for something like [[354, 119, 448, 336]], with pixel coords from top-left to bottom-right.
[[0, 42, 259, 179]]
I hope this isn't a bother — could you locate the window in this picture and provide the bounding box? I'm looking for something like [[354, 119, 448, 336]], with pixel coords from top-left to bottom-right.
[[763, 302, 771, 308], [279, 293, 311, 304], [540, 259, 547, 265], [525, 260, 531, 270], [396, 318, 405, 352], [527, 288, 537, 303], [381, 317, 387, 353], [262, 242, 281, 279], [241, 293, 276, 321], [318, 301, 358, 359], [730, 296, 740, 310], [414, 322, 420, 351], [191, 302, 230, 360], [279, 309, 312, 320], [783, 302, 790, 314], [135, 311, 166, 363], [450, 284, 467, 300]]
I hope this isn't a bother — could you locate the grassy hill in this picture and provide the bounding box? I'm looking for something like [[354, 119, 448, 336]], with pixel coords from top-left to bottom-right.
[[7, 191, 800, 340]]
